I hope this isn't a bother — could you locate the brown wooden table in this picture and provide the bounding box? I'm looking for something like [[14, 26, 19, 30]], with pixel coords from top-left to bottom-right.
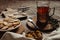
[[15, 24, 25, 34]]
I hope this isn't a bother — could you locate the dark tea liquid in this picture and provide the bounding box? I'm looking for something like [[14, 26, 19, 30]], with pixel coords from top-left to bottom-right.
[[37, 7, 49, 21], [37, 7, 49, 30]]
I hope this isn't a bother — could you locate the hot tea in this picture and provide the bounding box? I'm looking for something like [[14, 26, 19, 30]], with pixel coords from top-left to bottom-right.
[[37, 7, 49, 23]]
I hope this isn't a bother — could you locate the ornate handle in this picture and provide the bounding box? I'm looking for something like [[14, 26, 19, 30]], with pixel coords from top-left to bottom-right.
[[49, 7, 55, 17]]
